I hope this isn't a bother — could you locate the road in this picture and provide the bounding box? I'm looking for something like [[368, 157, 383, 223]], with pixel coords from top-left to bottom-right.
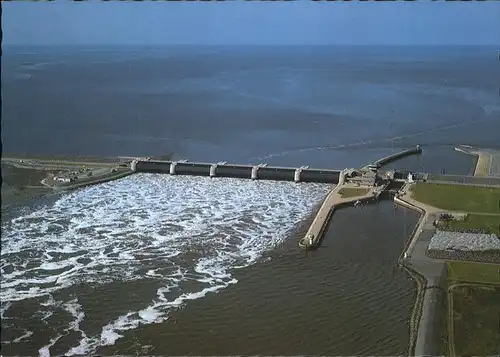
[[426, 173, 500, 187], [485, 149, 500, 177]]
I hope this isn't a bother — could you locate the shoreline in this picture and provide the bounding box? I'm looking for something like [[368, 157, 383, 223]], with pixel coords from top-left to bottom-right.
[[2, 156, 134, 193], [42, 168, 134, 191]]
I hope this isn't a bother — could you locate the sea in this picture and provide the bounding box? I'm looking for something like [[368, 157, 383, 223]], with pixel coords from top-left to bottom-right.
[[1, 45, 499, 356]]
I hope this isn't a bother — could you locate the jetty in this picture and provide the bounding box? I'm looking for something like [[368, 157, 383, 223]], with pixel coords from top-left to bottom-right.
[[298, 182, 383, 249], [298, 168, 391, 249], [372, 144, 422, 169]]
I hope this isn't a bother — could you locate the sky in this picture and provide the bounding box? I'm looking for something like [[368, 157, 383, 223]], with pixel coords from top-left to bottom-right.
[[3, 1, 500, 46]]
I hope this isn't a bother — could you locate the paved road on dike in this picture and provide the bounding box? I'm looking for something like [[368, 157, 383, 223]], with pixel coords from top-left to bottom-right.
[[426, 173, 500, 187], [485, 150, 500, 177]]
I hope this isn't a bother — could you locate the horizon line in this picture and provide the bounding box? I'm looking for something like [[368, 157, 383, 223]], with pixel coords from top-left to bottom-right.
[[4, 43, 499, 47]]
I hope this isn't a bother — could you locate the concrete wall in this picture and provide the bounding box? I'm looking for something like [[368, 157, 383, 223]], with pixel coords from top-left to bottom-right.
[[301, 169, 340, 183], [175, 163, 211, 176], [135, 161, 171, 173], [134, 160, 340, 183], [257, 167, 296, 181], [215, 165, 253, 179]]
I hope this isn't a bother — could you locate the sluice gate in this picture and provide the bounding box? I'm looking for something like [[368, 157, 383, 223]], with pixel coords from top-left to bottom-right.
[[132, 160, 341, 183]]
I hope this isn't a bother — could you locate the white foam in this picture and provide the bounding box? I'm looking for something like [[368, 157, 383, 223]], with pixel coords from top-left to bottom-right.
[[39, 335, 62, 357], [138, 307, 163, 323], [1, 174, 329, 355], [1, 329, 35, 345], [1, 301, 12, 319], [13, 330, 34, 343]]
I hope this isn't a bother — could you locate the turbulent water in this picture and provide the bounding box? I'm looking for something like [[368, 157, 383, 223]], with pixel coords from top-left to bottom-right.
[[1, 174, 330, 355]]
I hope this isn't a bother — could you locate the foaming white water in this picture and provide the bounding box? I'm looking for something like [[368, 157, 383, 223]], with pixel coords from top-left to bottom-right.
[[1, 174, 329, 355]]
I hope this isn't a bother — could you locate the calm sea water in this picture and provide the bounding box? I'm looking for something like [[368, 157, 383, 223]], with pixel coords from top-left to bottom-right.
[[1, 45, 499, 356]]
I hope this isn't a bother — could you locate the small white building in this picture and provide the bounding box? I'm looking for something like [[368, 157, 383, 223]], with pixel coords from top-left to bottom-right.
[[55, 177, 71, 183]]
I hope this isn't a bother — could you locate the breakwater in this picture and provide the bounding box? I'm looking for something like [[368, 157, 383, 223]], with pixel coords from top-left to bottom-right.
[[372, 145, 422, 169], [132, 160, 341, 183], [298, 181, 383, 250]]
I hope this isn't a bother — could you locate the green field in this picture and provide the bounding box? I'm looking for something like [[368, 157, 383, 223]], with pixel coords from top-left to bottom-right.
[[411, 183, 500, 214], [338, 187, 369, 198], [451, 285, 500, 356], [446, 262, 500, 356], [447, 261, 500, 285], [439, 214, 500, 236]]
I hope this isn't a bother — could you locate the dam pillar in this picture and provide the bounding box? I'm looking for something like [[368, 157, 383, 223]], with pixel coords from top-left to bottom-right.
[[294, 168, 302, 183], [251, 164, 267, 180], [169, 162, 177, 175], [130, 160, 138, 172], [294, 166, 308, 183], [210, 164, 217, 178], [251, 166, 259, 180]]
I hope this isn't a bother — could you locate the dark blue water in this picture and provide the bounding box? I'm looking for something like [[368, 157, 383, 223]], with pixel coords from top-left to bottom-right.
[[3, 45, 499, 172]]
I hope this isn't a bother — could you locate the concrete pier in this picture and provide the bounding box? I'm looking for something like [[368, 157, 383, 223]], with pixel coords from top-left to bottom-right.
[[298, 180, 381, 249], [134, 160, 341, 183]]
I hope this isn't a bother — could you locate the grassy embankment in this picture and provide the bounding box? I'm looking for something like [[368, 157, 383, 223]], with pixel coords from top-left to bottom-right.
[[447, 261, 500, 356], [338, 187, 369, 198], [411, 183, 500, 236], [448, 260, 500, 285]]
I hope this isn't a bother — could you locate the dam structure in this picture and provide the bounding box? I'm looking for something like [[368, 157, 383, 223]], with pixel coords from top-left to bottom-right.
[[130, 145, 423, 185], [131, 159, 341, 183]]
